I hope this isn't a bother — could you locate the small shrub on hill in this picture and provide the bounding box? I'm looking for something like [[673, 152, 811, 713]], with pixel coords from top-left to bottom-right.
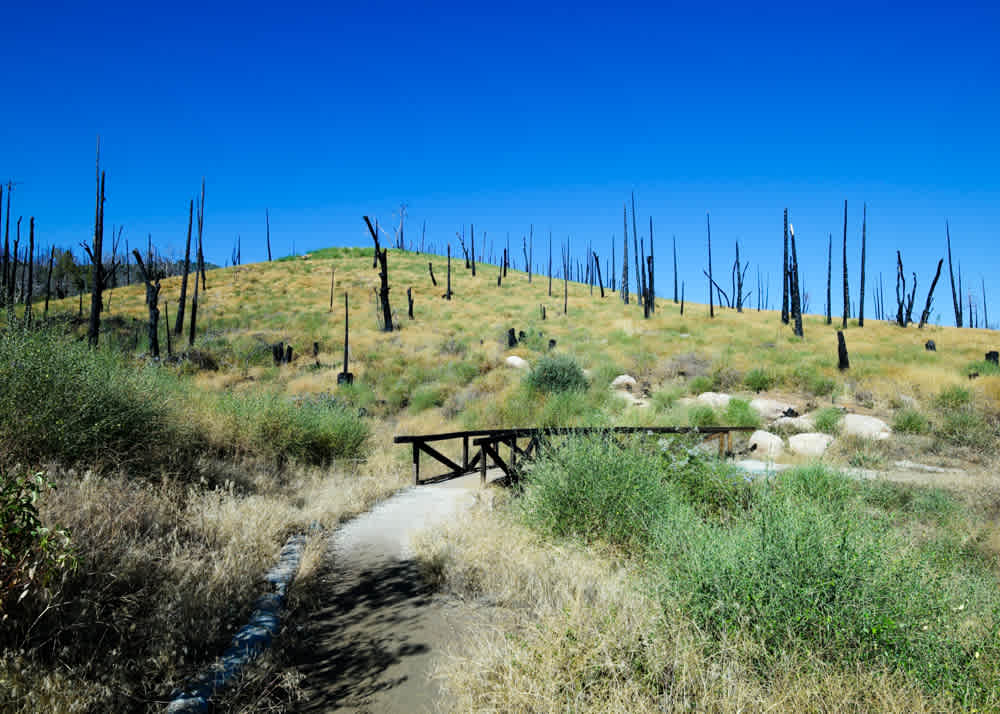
[[525, 354, 587, 394], [893, 408, 931, 434], [724, 398, 760, 428], [813, 407, 844, 435], [744, 368, 773, 393], [934, 385, 972, 411], [688, 405, 718, 427]]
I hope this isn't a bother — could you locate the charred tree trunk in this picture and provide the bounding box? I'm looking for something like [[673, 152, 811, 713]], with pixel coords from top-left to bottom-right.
[[175, 199, 193, 335], [672, 234, 678, 303], [842, 199, 849, 328], [188, 183, 205, 347], [265, 209, 272, 262], [919, 259, 944, 328], [905, 272, 918, 326], [329, 266, 336, 310], [895, 251, 906, 327], [428, 261, 437, 286], [548, 231, 553, 297], [87, 143, 105, 348], [445, 245, 452, 299], [837, 331, 850, 370], [470, 224, 476, 276], [133, 250, 161, 359], [364, 216, 393, 331], [789, 222, 803, 337], [43, 245, 54, 319], [593, 251, 605, 297], [826, 233, 832, 324], [946, 222, 962, 327], [622, 205, 629, 305], [858, 203, 867, 327], [781, 209, 790, 324], [648, 216, 655, 313], [0, 184, 5, 307], [680, 281, 685, 315], [707, 212, 714, 318], [24, 218, 34, 323], [563, 239, 569, 315], [407, 287, 414, 319]]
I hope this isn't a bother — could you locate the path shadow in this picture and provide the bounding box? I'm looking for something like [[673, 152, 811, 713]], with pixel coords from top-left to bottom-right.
[[289, 558, 438, 712]]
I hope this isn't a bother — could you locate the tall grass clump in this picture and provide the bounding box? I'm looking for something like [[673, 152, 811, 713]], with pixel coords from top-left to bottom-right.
[[0, 326, 189, 470], [812, 406, 844, 434], [525, 354, 587, 394], [518, 438, 1000, 709], [744, 368, 773, 393], [724, 398, 761, 428]]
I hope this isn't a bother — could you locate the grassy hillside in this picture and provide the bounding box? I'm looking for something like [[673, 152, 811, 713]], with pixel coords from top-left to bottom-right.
[[4, 245, 1000, 711]]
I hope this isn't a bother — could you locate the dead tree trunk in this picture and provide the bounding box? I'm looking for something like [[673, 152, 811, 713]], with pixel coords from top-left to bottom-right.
[[672, 235, 678, 303], [0, 184, 6, 307], [837, 331, 850, 370], [858, 203, 867, 326], [470, 224, 476, 276], [622, 204, 629, 304], [87, 142, 105, 348], [789, 222, 803, 337], [895, 251, 906, 327], [947, 222, 962, 327], [842, 199, 849, 328], [707, 212, 714, 318], [781, 209, 790, 324], [329, 266, 336, 311], [265, 209, 272, 262], [548, 231, 553, 297], [826, 233, 832, 324], [24, 218, 34, 323], [407, 287, 414, 319], [905, 272, 918, 326], [593, 251, 605, 297], [632, 194, 642, 311], [188, 183, 205, 347], [428, 261, 437, 286], [364, 216, 393, 330], [919, 259, 944, 328], [563, 239, 569, 315], [43, 245, 54, 319], [133, 250, 161, 358], [175, 199, 193, 335], [445, 245, 452, 299], [338, 292, 353, 384], [680, 281, 685, 315], [648, 216, 655, 313]]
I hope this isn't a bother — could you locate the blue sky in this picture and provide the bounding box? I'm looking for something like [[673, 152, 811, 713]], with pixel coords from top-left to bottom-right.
[[2, 1, 998, 324]]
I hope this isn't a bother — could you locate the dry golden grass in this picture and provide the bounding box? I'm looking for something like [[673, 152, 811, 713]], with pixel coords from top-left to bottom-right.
[[414, 499, 951, 713]]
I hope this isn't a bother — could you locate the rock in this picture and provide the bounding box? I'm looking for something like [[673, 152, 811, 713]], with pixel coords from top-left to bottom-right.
[[505, 355, 529, 370], [773, 415, 815, 432], [842, 414, 891, 440], [748, 430, 784, 459], [750, 398, 797, 421], [696, 392, 731, 409], [611, 374, 638, 391], [925, 340, 936, 351], [788, 433, 835, 457]]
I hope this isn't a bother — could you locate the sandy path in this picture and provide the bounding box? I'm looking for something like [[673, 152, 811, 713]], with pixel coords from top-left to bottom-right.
[[288, 474, 488, 713]]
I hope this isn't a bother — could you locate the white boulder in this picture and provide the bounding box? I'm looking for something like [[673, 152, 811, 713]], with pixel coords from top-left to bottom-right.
[[750, 398, 797, 421], [748, 430, 784, 459], [610, 374, 638, 391], [504, 355, 530, 370], [773, 415, 815, 433], [696, 392, 731, 409], [788, 433, 834, 457], [842, 414, 891, 440]]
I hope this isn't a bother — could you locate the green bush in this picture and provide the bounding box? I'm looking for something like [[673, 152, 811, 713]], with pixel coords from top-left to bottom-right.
[[724, 398, 760, 428], [409, 384, 447, 413], [964, 359, 1000, 378], [792, 366, 837, 397], [650, 388, 680, 412], [688, 375, 715, 394], [525, 354, 587, 394], [744, 368, 773, 393], [893, 408, 931, 434], [0, 326, 187, 470], [812, 407, 844, 435], [688, 405, 718, 427], [935, 385, 972, 411]]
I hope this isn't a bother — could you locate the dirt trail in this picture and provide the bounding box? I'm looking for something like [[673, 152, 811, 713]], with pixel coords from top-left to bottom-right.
[[288, 473, 490, 713]]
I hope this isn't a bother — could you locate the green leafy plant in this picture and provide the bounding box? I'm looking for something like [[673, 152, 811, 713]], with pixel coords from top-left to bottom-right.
[[1, 469, 75, 613], [892, 408, 931, 434], [525, 354, 587, 394], [813, 407, 844, 435], [688, 405, 718, 427], [724, 398, 761, 428], [744, 368, 774, 393]]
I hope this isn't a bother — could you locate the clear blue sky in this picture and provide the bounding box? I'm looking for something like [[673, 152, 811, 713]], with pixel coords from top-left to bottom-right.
[[3, 1, 998, 325]]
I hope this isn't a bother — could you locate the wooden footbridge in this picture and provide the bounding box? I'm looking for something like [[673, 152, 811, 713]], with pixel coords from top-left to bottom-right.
[[394, 426, 756, 485]]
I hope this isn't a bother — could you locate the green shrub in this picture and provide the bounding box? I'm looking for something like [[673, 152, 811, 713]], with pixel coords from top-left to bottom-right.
[[724, 398, 760, 428], [409, 384, 447, 413], [893, 408, 931, 434], [650, 388, 680, 412], [934, 385, 972, 411], [812, 407, 843, 435], [525, 354, 587, 394], [688, 405, 718, 427], [964, 359, 1000, 377], [792, 366, 837, 397], [937, 409, 994, 450], [744, 368, 773, 393], [688, 375, 715, 394]]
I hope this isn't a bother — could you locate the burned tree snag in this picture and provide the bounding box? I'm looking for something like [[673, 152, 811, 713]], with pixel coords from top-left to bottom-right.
[[87, 142, 105, 348], [837, 331, 850, 370], [648, 216, 655, 313], [445, 245, 452, 299], [859, 203, 867, 326], [338, 292, 353, 384], [905, 272, 918, 326], [593, 251, 605, 297], [24, 218, 34, 323], [563, 238, 569, 315], [548, 231, 553, 297], [781, 209, 790, 324], [789, 223, 803, 337], [329, 266, 336, 311], [946, 222, 962, 327], [175, 199, 193, 335], [622, 205, 629, 305], [363, 216, 393, 331], [428, 261, 437, 286], [919, 259, 944, 328], [43, 245, 54, 320], [470, 224, 476, 276], [842, 199, 849, 328], [826, 233, 832, 325], [133, 249, 161, 359], [672, 235, 678, 303], [895, 251, 906, 326], [707, 212, 714, 318], [188, 182, 205, 347], [680, 281, 685, 315], [265, 209, 272, 262]]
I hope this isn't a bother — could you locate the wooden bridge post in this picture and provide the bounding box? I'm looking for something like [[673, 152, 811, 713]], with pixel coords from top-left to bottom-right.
[[480, 443, 488, 486], [413, 442, 420, 484], [462, 436, 469, 472]]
